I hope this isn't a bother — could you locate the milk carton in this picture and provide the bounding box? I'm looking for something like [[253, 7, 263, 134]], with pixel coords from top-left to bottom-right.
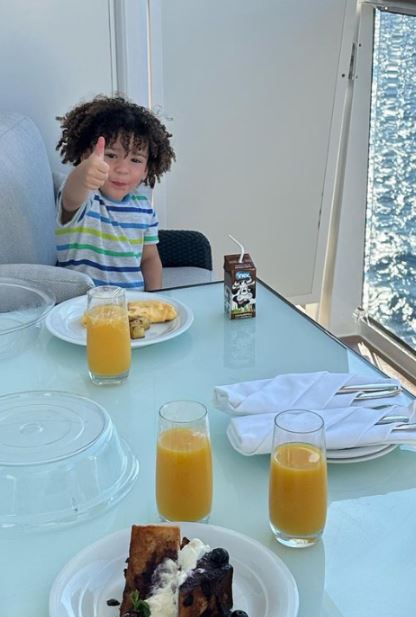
[[224, 253, 256, 319]]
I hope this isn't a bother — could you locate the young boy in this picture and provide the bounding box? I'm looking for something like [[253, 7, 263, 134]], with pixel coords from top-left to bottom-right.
[[55, 95, 175, 290]]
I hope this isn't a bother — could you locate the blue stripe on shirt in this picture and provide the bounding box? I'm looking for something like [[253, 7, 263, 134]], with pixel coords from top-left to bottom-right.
[[107, 205, 153, 214], [93, 194, 153, 213], [86, 210, 152, 229], [58, 258, 140, 273]]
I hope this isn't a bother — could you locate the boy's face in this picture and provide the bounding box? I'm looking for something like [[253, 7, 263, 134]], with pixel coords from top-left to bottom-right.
[[101, 136, 149, 201]]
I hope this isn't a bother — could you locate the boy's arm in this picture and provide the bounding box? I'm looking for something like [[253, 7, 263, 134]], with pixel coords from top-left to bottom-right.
[[61, 137, 109, 222], [141, 244, 162, 291]]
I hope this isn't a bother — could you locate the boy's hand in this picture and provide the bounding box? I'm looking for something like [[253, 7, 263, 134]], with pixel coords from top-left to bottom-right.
[[81, 136, 110, 190]]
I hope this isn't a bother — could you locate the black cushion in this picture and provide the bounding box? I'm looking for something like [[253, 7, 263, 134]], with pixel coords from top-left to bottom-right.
[[158, 230, 213, 271]]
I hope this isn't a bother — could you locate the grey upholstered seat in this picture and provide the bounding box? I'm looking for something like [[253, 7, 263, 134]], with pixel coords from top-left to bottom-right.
[[0, 112, 93, 303], [0, 112, 57, 265]]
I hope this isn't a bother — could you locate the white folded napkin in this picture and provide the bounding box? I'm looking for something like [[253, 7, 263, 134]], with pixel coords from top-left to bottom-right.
[[214, 371, 408, 415], [226, 402, 416, 455]]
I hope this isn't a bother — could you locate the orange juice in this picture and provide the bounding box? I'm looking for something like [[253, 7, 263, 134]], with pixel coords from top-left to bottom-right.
[[269, 442, 327, 536], [156, 427, 212, 521], [86, 304, 131, 375]]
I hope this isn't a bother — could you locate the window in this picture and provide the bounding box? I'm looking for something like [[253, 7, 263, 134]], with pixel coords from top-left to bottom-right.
[[363, 6, 416, 352]]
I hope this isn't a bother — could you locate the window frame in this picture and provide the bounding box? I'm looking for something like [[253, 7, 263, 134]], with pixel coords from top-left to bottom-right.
[[327, 0, 416, 377]]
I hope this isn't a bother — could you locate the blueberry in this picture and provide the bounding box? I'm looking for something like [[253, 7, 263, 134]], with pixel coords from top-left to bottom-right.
[[106, 598, 120, 606], [208, 547, 229, 566], [231, 611, 249, 617]]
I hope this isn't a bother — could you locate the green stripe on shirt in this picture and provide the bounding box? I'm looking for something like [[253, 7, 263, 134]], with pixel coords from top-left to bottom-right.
[[60, 243, 141, 258], [56, 226, 143, 245]]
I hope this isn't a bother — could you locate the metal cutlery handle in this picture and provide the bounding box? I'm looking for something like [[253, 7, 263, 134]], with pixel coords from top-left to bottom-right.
[[391, 423, 416, 432], [354, 389, 401, 401], [376, 415, 409, 425], [337, 383, 401, 395]]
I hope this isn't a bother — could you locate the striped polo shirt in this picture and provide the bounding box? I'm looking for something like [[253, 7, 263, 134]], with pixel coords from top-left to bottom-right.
[[56, 187, 158, 288]]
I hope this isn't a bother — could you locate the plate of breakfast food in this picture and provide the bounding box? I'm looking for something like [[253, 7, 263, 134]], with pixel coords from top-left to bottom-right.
[[45, 291, 194, 348], [49, 522, 299, 617]]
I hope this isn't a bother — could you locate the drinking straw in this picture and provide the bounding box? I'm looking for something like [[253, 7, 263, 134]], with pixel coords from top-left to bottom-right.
[[228, 234, 245, 263]]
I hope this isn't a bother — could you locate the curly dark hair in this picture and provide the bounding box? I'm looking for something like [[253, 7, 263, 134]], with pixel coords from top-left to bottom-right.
[[56, 95, 175, 188]]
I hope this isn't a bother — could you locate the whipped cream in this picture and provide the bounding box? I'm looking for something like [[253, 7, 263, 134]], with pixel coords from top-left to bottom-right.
[[146, 538, 210, 617], [178, 538, 209, 583]]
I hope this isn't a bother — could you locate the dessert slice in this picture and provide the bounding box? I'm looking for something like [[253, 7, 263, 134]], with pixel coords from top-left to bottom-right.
[[120, 524, 180, 615], [119, 524, 245, 617], [178, 547, 233, 617]]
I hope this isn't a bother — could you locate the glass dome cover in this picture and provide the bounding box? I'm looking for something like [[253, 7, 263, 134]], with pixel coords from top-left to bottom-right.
[[0, 277, 55, 335], [0, 277, 56, 358], [0, 391, 139, 530]]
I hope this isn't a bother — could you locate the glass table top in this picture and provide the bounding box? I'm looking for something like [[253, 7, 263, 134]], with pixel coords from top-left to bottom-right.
[[1, 281, 415, 617]]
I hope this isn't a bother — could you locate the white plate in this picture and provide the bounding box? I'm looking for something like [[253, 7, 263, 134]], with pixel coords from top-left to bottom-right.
[[45, 291, 193, 348], [49, 522, 299, 617], [327, 443, 397, 464]]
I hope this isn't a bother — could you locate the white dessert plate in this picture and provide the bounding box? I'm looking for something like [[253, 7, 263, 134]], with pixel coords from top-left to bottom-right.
[[49, 522, 299, 617], [327, 443, 397, 464], [45, 291, 193, 348]]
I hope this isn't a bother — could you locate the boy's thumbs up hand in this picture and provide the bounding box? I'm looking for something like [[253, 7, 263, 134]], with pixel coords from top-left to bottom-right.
[[81, 136, 109, 190], [94, 136, 106, 160]]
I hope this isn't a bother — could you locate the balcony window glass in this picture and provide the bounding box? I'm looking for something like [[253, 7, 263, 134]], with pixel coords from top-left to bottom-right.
[[364, 7, 416, 350]]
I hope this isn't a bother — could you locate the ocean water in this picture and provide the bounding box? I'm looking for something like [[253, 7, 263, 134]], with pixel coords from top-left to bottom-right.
[[364, 9, 416, 350]]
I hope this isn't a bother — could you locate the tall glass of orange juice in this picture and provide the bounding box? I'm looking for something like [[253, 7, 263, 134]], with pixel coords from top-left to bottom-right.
[[269, 410, 327, 548], [86, 286, 131, 385], [156, 400, 212, 522]]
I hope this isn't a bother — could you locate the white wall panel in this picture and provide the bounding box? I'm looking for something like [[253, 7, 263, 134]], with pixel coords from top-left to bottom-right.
[[0, 0, 116, 172], [150, 0, 354, 301]]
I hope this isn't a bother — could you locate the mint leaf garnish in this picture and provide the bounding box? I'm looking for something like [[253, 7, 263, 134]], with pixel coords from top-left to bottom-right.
[[130, 590, 151, 617]]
